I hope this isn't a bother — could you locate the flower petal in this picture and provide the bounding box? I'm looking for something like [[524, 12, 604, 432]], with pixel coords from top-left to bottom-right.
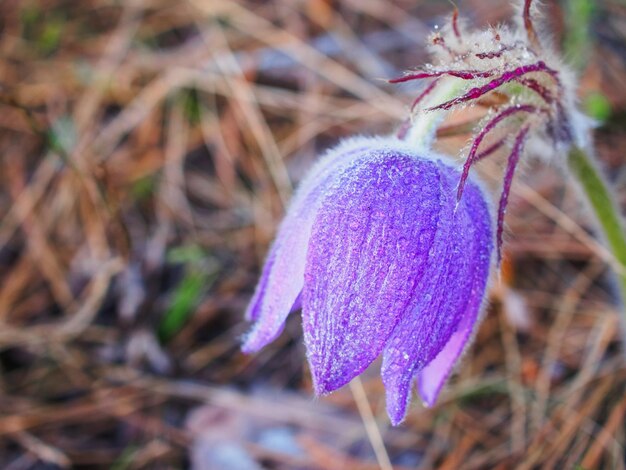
[[243, 137, 386, 352], [416, 306, 474, 407], [303, 147, 447, 395], [416, 178, 492, 406], [381, 162, 493, 425]]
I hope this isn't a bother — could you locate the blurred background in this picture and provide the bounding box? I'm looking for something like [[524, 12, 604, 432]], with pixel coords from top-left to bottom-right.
[[1, 0, 626, 468]]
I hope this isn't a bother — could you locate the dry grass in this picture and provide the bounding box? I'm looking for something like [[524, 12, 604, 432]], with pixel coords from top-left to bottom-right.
[[1, 0, 625, 468]]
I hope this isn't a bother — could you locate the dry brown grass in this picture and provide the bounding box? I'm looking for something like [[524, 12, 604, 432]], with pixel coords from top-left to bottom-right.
[[1, 0, 625, 468]]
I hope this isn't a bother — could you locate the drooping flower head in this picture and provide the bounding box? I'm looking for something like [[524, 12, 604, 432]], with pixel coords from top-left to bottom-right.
[[243, 137, 493, 424], [392, 0, 592, 262]]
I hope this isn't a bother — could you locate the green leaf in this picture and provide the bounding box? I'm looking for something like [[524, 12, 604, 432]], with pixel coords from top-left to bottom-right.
[[110, 445, 138, 470], [131, 175, 156, 201], [584, 91, 612, 123], [564, 0, 596, 71], [158, 269, 208, 342], [166, 244, 206, 265], [181, 88, 202, 125], [159, 245, 220, 342], [568, 147, 626, 301]]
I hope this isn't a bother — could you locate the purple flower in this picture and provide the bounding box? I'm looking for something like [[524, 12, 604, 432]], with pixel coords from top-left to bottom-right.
[[243, 136, 493, 425]]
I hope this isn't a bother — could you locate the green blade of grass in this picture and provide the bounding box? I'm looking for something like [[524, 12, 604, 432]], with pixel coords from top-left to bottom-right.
[[568, 147, 626, 305], [158, 269, 209, 342]]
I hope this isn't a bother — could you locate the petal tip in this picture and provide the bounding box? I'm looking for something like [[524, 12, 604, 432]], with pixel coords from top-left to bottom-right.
[[241, 322, 285, 354], [312, 383, 332, 396], [240, 334, 262, 355], [420, 395, 436, 409], [382, 374, 413, 426], [388, 411, 407, 427], [386, 399, 410, 426], [240, 339, 259, 355], [310, 371, 345, 396]]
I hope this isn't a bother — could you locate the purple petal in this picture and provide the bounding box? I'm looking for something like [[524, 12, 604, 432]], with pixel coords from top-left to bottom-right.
[[243, 138, 388, 352], [381, 161, 493, 425], [416, 180, 492, 407], [416, 308, 474, 407], [245, 244, 278, 323], [303, 148, 447, 395]]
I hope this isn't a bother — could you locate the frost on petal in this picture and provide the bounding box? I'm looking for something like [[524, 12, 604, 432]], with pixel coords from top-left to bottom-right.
[[242, 138, 388, 352], [381, 162, 493, 425], [416, 314, 473, 406], [417, 180, 493, 408], [303, 151, 444, 395], [245, 245, 277, 323], [241, 201, 313, 353]]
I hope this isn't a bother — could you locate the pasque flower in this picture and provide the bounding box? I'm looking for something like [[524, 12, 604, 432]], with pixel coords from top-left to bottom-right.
[[243, 136, 493, 424], [242, 0, 626, 427]]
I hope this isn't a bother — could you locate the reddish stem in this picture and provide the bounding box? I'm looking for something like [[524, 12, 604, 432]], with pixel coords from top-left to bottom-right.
[[452, 7, 461, 40], [456, 104, 539, 202], [410, 79, 440, 112], [475, 138, 507, 161], [497, 125, 531, 263], [515, 77, 554, 104], [524, 0, 541, 50], [389, 69, 495, 84], [475, 45, 514, 60], [430, 61, 558, 111]]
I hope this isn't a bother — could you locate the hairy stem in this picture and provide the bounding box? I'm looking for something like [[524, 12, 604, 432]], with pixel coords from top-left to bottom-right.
[[567, 146, 626, 315], [403, 77, 465, 152]]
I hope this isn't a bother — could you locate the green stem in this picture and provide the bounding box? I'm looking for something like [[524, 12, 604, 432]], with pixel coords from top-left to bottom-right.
[[403, 77, 466, 152], [567, 146, 626, 307]]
